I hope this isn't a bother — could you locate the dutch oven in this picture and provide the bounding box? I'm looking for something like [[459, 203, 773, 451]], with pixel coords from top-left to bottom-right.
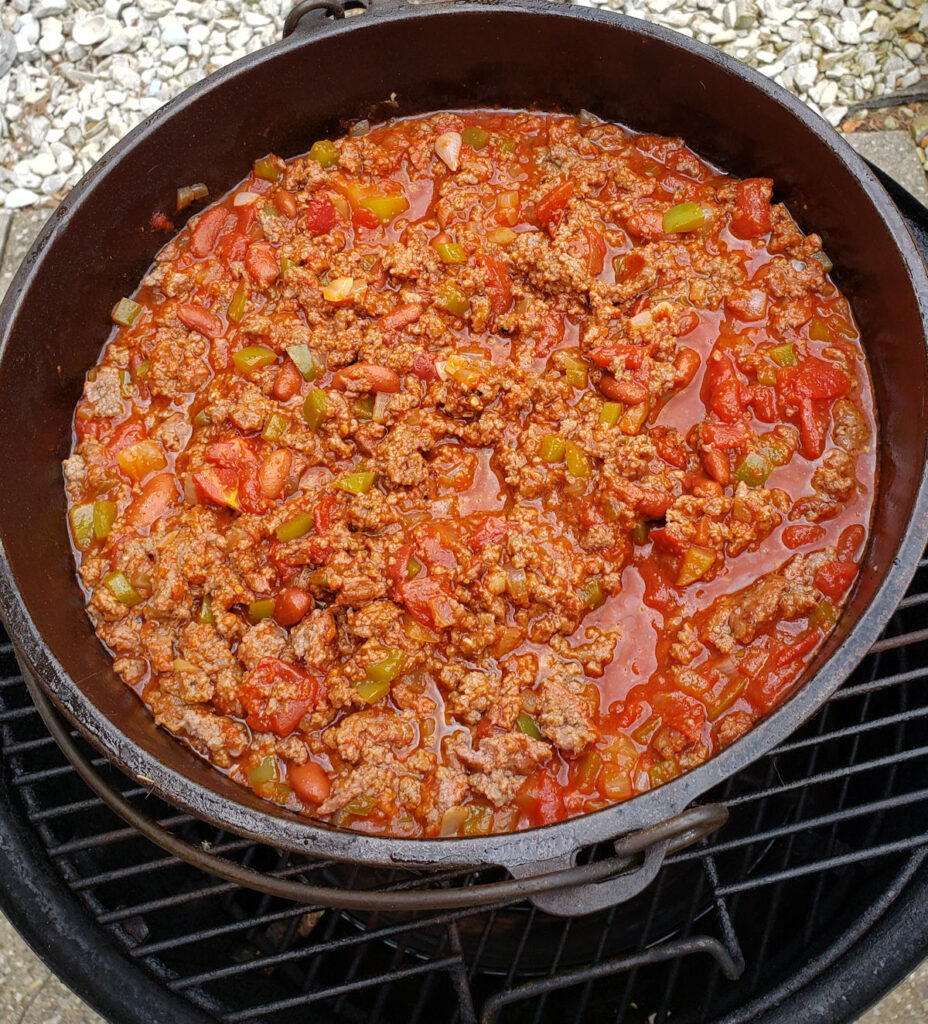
[[1, 0, 927, 915]]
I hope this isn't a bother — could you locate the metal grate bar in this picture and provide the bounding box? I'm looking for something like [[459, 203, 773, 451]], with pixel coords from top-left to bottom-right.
[[28, 790, 147, 822], [770, 705, 928, 754], [870, 628, 928, 653], [13, 756, 109, 785], [829, 664, 928, 701], [219, 957, 462, 1023], [726, 744, 928, 806], [715, 838, 928, 896]]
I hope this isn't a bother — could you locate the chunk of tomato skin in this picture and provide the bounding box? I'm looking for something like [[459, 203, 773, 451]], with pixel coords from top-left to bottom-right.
[[189, 207, 231, 257], [272, 360, 303, 402], [288, 761, 331, 805], [535, 179, 575, 231], [177, 303, 224, 340], [192, 466, 240, 509], [519, 770, 567, 828], [815, 560, 858, 602], [313, 492, 339, 536], [274, 586, 312, 627], [782, 523, 827, 550], [411, 351, 439, 382], [386, 543, 415, 588], [239, 657, 323, 736], [123, 473, 180, 532], [245, 241, 280, 289], [205, 437, 259, 470], [730, 177, 773, 239], [303, 192, 338, 235], [479, 253, 513, 322], [471, 516, 509, 547]]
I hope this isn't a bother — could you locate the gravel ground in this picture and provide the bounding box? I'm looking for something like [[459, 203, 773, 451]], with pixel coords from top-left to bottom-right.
[[0, 0, 926, 209]]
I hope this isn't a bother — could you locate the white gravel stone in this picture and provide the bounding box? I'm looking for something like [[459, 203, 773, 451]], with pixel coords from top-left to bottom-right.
[[160, 20, 189, 46], [35, 0, 68, 17], [5, 187, 39, 208]]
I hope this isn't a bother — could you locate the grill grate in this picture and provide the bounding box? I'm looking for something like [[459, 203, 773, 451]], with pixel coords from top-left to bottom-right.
[[1, 172, 927, 1023]]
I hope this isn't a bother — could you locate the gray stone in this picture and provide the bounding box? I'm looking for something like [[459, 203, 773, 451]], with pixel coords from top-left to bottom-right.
[[93, 26, 142, 57], [846, 129, 928, 205], [4, 186, 39, 208]]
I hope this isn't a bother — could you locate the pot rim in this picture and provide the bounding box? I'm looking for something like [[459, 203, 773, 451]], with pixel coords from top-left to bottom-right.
[[2, 0, 928, 871]]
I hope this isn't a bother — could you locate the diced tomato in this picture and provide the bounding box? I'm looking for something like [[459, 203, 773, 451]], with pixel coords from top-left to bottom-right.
[[386, 543, 415, 588], [710, 377, 749, 423], [239, 658, 323, 736], [702, 420, 752, 448], [216, 231, 248, 264], [177, 303, 224, 340], [782, 524, 826, 550], [304, 192, 338, 235], [205, 437, 259, 470], [471, 516, 509, 546], [313, 492, 339, 536], [776, 358, 851, 403], [517, 770, 566, 827], [531, 313, 565, 358], [535, 179, 575, 232], [651, 691, 706, 743], [288, 761, 331, 805], [379, 302, 423, 332], [648, 527, 689, 557], [193, 465, 240, 510], [411, 352, 439, 382], [652, 427, 688, 469], [236, 203, 258, 235], [570, 226, 607, 276], [189, 207, 230, 258], [797, 397, 829, 460], [352, 205, 381, 230], [814, 560, 858, 602], [106, 418, 147, 455], [772, 630, 821, 669], [749, 385, 776, 422], [590, 344, 647, 370], [400, 575, 458, 630], [730, 178, 773, 239], [245, 241, 280, 289], [478, 254, 513, 323]]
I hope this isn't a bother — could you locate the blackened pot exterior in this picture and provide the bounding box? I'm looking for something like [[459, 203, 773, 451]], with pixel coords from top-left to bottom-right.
[[1, 0, 927, 874]]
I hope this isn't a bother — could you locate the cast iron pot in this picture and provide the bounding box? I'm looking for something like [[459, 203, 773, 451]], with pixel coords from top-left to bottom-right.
[[1, 0, 927, 915]]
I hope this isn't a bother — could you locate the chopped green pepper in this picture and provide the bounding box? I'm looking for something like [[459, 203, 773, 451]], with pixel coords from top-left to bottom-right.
[[756, 365, 777, 386], [356, 679, 391, 704], [809, 318, 831, 342], [632, 715, 661, 745], [631, 520, 649, 545], [247, 756, 278, 786], [562, 353, 588, 389], [280, 255, 297, 273], [812, 250, 834, 272], [676, 545, 716, 586], [706, 675, 749, 721], [308, 140, 339, 168], [353, 395, 375, 421], [303, 388, 328, 429], [540, 434, 566, 463], [809, 599, 838, 630], [93, 501, 117, 540], [366, 650, 406, 684], [407, 554, 423, 580], [600, 401, 622, 427], [343, 793, 377, 816], [261, 412, 290, 442], [565, 440, 592, 478], [118, 369, 132, 397], [198, 594, 215, 626], [516, 713, 542, 739], [435, 241, 466, 263], [111, 297, 143, 327], [287, 344, 317, 381], [463, 804, 493, 835], [462, 126, 490, 150], [578, 578, 606, 609], [769, 342, 797, 367], [275, 513, 314, 542], [757, 435, 792, 467], [135, 359, 150, 379], [333, 470, 376, 495], [253, 156, 282, 182], [227, 283, 247, 323], [360, 194, 409, 224], [69, 504, 95, 550], [103, 570, 142, 606], [733, 451, 772, 488], [494, 135, 516, 154], [648, 759, 680, 787], [233, 345, 276, 374], [438, 283, 469, 317], [248, 598, 275, 623], [663, 202, 704, 233]]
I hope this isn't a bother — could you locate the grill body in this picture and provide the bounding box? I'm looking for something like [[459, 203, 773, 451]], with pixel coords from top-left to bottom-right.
[[0, 0, 927, 877]]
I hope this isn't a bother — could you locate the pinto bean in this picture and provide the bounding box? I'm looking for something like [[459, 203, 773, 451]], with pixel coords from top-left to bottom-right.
[[274, 586, 312, 627], [674, 347, 701, 388], [331, 363, 401, 394], [700, 447, 731, 486], [258, 449, 292, 499], [272, 361, 303, 402], [600, 375, 648, 405], [124, 473, 179, 531], [177, 303, 223, 340], [379, 302, 423, 333]]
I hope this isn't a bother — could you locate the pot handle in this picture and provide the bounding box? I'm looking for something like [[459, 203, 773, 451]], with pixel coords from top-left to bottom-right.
[[502, 803, 728, 917]]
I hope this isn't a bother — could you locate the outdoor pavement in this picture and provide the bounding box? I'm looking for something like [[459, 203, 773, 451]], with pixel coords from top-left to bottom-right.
[[0, 130, 926, 1023]]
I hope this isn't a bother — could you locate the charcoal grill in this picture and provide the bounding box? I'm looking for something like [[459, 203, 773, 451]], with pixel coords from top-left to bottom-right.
[[0, 164, 923, 1024]]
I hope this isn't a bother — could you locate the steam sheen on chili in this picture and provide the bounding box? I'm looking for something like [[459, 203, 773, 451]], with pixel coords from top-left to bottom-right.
[[65, 110, 876, 838]]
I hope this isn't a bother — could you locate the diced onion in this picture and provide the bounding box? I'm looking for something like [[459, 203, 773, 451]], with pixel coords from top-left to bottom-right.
[[578, 108, 598, 125], [233, 191, 261, 206], [350, 119, 370, 138], [373, 391, 392, 423], [629, 310, 653, 328], [506, 567, 529, 603]]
